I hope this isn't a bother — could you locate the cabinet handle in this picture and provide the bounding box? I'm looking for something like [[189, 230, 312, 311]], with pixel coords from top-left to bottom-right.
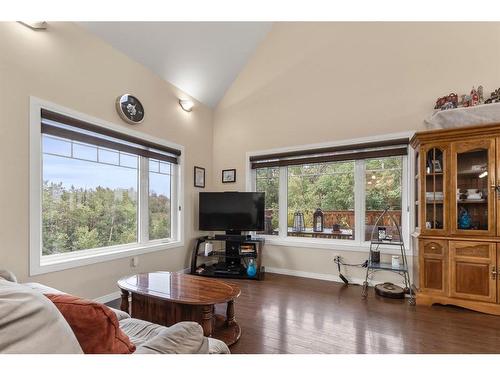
[[492, 266, 497, 280]]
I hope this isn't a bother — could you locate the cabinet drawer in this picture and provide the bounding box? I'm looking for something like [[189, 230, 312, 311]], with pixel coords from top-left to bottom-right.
[[422, 239, 446, 257]]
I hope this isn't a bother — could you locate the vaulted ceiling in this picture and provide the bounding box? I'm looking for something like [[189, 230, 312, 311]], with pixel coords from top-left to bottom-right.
[[79, 22, 273, 108]]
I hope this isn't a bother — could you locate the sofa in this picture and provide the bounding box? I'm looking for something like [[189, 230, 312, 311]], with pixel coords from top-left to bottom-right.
[[0, 270, 230, 354]]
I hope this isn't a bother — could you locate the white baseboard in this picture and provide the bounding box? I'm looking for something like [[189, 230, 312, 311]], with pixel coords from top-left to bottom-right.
[[265, 266, 406, 288], [266, 266, 365, 285]]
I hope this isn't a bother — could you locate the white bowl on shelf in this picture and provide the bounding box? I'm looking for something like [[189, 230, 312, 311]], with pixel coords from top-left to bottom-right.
[[466, 193, 483, 200]]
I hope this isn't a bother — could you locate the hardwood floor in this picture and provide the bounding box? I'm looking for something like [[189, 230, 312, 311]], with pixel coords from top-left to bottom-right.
[[109, 273, 500, 354]]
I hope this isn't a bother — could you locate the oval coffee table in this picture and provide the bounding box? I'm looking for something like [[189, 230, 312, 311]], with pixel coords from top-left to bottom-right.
[[118, 271, 241, 346]]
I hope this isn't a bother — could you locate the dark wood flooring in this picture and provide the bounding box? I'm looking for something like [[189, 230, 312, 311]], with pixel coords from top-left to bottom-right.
[[108, 273, 500, 354]]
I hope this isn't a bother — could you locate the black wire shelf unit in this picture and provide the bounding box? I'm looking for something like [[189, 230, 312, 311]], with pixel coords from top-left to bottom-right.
[[361, 208, 415, 305]]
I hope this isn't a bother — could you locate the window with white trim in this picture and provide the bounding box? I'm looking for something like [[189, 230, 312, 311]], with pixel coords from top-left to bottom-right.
[[30, 100, 183, 274], [251, 140, 408, 247]]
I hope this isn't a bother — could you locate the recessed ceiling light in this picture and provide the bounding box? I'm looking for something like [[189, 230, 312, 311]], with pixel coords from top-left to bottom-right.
[[18, 21, 48, 30], [179, 99, 194, 112]]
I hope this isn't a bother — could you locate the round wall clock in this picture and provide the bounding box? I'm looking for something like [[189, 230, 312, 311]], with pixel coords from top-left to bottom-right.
[[116, 94, 145, 124]]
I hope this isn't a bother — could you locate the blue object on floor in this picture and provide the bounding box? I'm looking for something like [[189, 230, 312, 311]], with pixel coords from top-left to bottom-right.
[[247, 258, 257, 278]]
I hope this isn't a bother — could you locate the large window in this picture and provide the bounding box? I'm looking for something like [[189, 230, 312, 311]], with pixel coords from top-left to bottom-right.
[[30, 100, 183, 275], [251, 141, 408, 246]]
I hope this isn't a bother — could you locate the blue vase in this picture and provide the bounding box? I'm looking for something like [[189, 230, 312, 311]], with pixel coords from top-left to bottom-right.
[[247, 258, 257, 278], [458, 208, 472, 229]]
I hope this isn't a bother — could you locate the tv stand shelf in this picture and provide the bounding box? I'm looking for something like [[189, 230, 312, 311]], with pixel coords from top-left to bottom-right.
[[190, 236, 265, 280], [198, 250, 258, 259]]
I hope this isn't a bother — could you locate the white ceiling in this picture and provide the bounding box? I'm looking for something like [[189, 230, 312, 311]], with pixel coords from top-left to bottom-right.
[[79, 22, 273, 108]]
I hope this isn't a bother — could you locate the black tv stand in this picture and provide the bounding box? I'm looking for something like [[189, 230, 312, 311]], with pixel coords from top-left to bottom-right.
[[190, 235, 265, 280]]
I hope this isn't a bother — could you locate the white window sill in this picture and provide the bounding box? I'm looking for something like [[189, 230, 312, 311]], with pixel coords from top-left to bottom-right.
[[31, 240, 184, 276], [261, 235, 412, 255]]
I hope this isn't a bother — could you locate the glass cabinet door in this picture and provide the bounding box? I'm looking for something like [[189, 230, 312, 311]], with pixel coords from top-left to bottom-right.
[[422, 145, 448, 234], [451, 139, 495, 236]]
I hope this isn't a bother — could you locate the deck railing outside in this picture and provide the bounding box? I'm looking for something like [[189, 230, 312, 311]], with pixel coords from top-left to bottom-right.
[[261, 209, 402, 241]]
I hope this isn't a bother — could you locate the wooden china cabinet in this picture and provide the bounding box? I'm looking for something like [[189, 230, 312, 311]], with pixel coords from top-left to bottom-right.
[[411, 123, 500, 315]]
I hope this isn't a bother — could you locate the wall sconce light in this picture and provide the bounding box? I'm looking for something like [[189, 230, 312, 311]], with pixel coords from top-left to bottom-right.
[[179, 99, 194, 112], [479, 171, 488, 179], [18, 21, 48, 30]]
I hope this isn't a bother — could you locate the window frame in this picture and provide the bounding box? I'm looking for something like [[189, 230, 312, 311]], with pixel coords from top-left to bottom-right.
[[30, 97, 184, 276], [247, 134, 413, 255]]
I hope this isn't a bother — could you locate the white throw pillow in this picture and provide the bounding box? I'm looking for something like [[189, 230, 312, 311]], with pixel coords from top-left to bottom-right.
[[0, 279, 83, 354], [0, 269, 17, 283]]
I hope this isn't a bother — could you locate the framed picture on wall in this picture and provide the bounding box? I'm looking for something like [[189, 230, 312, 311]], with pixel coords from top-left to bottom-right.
[[194, 166, 205, 188], [222, 169, 236, 183]]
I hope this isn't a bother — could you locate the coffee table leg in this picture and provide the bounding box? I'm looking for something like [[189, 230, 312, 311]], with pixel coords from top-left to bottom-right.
[[226, 300, 235, 327], [201, 305, 213, 337], [120, 289, 129, 314]]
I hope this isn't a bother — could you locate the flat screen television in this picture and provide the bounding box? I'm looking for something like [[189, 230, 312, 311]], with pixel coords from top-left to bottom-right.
[[199, 192, 265, 232]]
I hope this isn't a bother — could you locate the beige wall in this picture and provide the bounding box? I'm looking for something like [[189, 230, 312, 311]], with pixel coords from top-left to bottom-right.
[[213, 22, 500, 283], [0, 22, 214, 298]]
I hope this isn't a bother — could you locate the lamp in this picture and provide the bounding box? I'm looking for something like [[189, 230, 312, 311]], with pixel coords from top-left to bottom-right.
[[292, 211, 305, 232], [179, 99, 194, 112], [313, 208, 324, 233], [18, 21, 48, 30]]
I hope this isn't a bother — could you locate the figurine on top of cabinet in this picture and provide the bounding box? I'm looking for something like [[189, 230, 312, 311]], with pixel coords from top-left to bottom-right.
[[460, 93, 472, 107], [459, 87, 480, 108], [434, 93, 458, 110], [432, 85, 500, 111], [470, 86, 479, 106], [478, 85, 484, 104], [485, 88, 500, 104]]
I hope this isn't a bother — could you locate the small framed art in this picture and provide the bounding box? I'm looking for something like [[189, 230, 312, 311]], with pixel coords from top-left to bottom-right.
[[222, 169, 236, 183], [194, 166, 205, 188]]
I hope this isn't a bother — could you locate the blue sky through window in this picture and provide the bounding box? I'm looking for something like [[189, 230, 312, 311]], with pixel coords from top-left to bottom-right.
[[42, 134, 171, 197], [43, 154, 170, 198]]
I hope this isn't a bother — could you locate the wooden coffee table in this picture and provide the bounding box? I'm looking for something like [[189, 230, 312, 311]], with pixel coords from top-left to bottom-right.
[[118, 271, 241, 346]]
